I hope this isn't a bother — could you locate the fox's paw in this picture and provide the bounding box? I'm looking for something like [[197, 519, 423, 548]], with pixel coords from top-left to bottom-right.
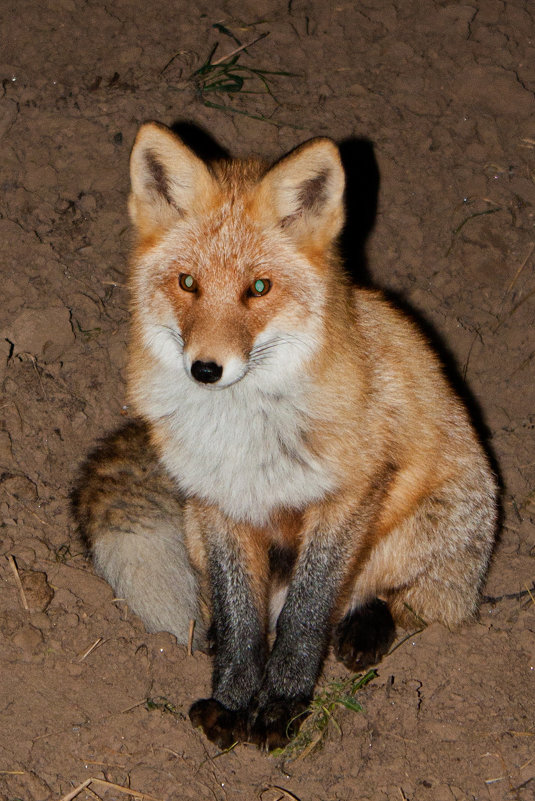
[[248, 698, 310, 751], [334, 598, 396, 671], [189, 698, 247, 749]]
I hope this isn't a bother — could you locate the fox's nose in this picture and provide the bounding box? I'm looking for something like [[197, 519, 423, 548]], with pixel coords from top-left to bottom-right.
[[191, 360, 223, 384]]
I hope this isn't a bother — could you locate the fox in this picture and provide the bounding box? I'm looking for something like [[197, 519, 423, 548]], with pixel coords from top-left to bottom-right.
[[72, 122, 497, 751]]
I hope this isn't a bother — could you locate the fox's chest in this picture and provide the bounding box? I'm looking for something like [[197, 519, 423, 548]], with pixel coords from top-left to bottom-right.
[[160, 388, 335, 525]]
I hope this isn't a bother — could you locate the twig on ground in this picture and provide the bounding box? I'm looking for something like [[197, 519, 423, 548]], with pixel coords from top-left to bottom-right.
[[58, 778, 162, 801], [188, 618, 195, 656], [77, 637, 104, 662], [7, 555, 29, 610], [261, 786, 302, 801]]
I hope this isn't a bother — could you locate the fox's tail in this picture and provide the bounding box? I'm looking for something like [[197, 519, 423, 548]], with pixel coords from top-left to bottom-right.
[[71, 422, 207, 650]]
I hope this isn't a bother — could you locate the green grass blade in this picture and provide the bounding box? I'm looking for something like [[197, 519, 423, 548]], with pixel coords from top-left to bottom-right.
[[212, 23, 242, 46]]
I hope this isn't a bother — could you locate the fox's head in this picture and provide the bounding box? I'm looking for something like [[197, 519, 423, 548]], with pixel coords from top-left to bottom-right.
[[127, 123, 346, 408]]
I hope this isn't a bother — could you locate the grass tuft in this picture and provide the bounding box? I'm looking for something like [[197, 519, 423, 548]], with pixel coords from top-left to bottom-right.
[[190, 34, 297, 124], [446, 203, 502, 256], [144, 696, 184, 719], [274, 669, 377, 760], [161, 26, 300, 126]]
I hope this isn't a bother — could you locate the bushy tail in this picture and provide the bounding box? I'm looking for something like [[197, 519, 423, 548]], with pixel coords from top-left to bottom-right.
[[71, 421, 207, 650]]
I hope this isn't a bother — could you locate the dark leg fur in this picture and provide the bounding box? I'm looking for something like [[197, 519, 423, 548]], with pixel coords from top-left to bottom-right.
[[190, 534, 350, 750], [189, 538, 268, 747], [207, 542, 267, 710], [247, 536, 351, 749], [190, 496, 396, 751], [333, 598, 396, 670]]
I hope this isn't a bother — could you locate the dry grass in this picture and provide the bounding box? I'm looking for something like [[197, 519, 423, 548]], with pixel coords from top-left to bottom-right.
[[274, 668, 377, 760]]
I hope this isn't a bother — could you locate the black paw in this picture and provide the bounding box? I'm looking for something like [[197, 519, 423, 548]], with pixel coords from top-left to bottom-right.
[[333, 599, 396, 670], [189, 698, 247, 749], [248, 698, 310, 751]]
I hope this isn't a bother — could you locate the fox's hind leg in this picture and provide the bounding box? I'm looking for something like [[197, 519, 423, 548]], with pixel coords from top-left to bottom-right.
[[72, 422, 207, 650], [335, 464, 497, 669]]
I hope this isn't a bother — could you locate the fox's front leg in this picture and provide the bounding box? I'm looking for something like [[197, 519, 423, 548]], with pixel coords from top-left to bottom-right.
[[248, 516, 356, 750], [185, 506, 269, 748]]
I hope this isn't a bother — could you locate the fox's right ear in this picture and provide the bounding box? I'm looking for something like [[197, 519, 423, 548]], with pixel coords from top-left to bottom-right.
[[128, 122, 217, 239]]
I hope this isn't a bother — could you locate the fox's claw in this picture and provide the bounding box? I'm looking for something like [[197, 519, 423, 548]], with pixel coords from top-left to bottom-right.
[[189, 698, 247, 749], [248, 699, 310, 751], [190, 696, 309, 751]]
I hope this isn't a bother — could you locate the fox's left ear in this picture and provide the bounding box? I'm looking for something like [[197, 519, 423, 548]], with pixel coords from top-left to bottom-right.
[[254, 138, 345, 249]]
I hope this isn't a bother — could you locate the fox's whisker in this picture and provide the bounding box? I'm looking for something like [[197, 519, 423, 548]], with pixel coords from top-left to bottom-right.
[[160, 325, 184, 348], [249, 334, 315, 363]]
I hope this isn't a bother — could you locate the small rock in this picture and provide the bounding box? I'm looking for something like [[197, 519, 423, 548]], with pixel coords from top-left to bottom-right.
[[62, 612, 81, 627], [2, 306, 75, 363], [1, 473, 38, 501], [66, 662, 84, 677], [13, 624, 43, 653], [30, 611, 52, 631], [78, 192, 97, 214], [20, 570, 54, 612]]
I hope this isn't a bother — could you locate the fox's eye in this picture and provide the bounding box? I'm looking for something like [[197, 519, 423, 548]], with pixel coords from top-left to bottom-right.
[[179, 273, 197, 292], [248, 278, 271, 297]]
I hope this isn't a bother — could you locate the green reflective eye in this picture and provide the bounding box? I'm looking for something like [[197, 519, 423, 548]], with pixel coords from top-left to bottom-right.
[[249, 278, 271, 297], [179, 273, 197, 292]]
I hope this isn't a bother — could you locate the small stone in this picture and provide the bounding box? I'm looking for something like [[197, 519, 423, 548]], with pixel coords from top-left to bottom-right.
[[30, 611, 52, 631], [66, 662, 84, 677], [20, 570, 54, 612], [13, 624, 43, 653], [1, 473, 38, 501], [2, 306, 75, 363]]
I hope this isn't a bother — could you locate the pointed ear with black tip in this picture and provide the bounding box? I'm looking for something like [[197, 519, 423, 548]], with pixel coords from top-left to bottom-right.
[[254, 138, 345, 251], [128, 122, 218, 240]]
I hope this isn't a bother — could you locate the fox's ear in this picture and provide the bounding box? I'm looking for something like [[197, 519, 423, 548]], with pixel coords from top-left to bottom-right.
[[255, 138, 345, 249], [128, 122, 217, 238]]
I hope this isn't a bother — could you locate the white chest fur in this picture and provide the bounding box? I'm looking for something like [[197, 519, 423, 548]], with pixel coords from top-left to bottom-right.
[[154, 374, 335, 526]]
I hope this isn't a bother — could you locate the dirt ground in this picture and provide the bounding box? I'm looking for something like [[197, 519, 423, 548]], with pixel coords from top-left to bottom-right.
[[1, 1, 534, 799]]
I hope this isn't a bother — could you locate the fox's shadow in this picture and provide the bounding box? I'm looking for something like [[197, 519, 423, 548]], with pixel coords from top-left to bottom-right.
[[169, 120, 500, 486], [338, 137, 379, 285], [171, 121, 230, 163]]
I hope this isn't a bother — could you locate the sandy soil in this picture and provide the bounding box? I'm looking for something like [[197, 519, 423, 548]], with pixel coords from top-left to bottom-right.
[[1, 1, 534, 799]]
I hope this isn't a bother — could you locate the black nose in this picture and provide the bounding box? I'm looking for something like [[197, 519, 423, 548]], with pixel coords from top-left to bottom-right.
[[191, 360, 223, 384]]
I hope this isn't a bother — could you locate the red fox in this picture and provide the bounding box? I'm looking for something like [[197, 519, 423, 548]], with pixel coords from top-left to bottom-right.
[[73, 123, 497, 750]]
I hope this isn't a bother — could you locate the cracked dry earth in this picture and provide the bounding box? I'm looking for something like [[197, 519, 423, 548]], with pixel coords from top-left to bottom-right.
[[1, 1, 534, 800]]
